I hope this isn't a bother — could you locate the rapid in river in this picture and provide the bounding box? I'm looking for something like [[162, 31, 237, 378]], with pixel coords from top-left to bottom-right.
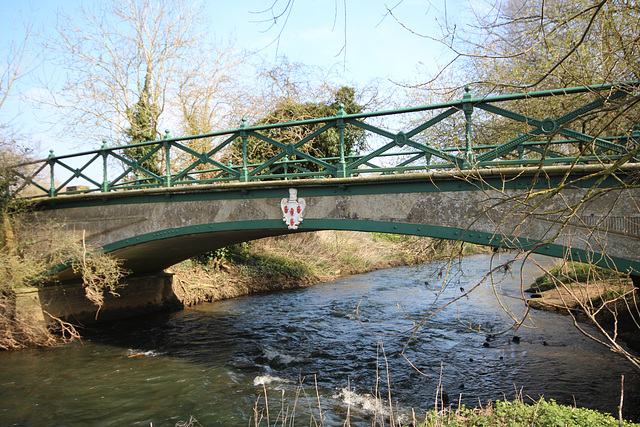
[[1, 253, 638, 425]]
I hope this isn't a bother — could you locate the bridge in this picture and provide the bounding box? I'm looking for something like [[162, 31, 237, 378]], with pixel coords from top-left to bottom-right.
[[8, 82, 640, 322]]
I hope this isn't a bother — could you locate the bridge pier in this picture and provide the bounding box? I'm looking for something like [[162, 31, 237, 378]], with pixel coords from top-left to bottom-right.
[[13, 272, 180, 328]]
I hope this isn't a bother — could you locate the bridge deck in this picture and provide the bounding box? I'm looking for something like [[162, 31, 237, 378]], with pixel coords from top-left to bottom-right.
[[28, 165, 640, 278]]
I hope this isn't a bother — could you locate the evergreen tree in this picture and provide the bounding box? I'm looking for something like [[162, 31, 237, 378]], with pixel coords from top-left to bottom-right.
[[234, 86, 366, 174], [123, 70, 161, 177]]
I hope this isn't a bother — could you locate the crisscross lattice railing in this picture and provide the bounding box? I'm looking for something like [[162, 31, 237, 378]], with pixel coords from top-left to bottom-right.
[[10, 81, 640, 198]]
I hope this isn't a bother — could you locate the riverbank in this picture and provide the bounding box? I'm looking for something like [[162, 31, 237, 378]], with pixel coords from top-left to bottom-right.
[[170, 231, 486, 307], [526, 262, 640, 353]]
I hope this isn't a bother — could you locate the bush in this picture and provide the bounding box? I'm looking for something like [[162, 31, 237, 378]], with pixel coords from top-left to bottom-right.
[[192, 242, 311, 278], [233, 252, 311, 279], [0, 213, 129, 349], [421, 398, 637, 426]]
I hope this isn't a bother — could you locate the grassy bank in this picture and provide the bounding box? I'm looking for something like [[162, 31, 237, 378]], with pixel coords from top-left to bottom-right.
[[171, 231, 485, 307], [417, 397, 637, 426]]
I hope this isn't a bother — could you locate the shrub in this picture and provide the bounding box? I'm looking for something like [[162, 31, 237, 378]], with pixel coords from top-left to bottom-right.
[[1, 213, 129, 349], [420, 398, 637, 426]]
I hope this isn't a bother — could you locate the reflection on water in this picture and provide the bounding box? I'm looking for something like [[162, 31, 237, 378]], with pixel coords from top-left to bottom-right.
[[0, 254, 638, 425]]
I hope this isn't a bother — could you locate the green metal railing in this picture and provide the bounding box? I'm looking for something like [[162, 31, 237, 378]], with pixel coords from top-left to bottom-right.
[[10, 82, 640, 198]]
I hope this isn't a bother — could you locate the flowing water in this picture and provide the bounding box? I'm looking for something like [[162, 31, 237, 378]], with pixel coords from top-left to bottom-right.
[[1, 253, 639, 426]]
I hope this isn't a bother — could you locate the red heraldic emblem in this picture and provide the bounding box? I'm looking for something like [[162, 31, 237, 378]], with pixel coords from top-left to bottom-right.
[[281, 188, 306, 230]]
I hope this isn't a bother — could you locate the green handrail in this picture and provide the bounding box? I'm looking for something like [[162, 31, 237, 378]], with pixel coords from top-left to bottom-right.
[[9, 81, 640, 198]]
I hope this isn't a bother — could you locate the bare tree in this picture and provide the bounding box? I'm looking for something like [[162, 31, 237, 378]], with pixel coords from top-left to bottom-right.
[[0, 14, 40, 205], [0, 14, 38, 115], [395, 0, 640, 370], [173, 57, 384, 170], [393, 0, 640, 92], [36, 0, 243, 147], [175, 42, 247, 137]]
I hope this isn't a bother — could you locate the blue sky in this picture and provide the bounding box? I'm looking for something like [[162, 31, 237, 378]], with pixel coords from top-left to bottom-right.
[[206, 0, 465, 83], [1, 0, 469, 156]]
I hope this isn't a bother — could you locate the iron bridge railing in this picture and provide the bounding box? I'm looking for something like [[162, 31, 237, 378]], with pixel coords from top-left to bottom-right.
[[9, 81, 640, 198]]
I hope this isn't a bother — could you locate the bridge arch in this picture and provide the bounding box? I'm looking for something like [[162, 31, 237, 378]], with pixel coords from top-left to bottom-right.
[[93, 216, 615, 276]]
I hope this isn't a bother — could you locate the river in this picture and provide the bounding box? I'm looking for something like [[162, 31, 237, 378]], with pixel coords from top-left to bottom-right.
[[1, 253, 638, 426]]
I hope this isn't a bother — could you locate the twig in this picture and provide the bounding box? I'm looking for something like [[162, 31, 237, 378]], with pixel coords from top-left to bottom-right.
[[619, 375, 624, 427], [314, 374, 324, 426]]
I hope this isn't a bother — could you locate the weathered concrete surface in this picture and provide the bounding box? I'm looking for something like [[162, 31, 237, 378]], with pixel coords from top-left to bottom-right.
[[28, 165, 640, 277], [14, 273, 178, 325]]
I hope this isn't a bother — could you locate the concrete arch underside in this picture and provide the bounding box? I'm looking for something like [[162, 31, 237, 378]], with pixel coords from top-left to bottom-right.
[[94, 217, 639, 277], [31, 166, 640, 280]]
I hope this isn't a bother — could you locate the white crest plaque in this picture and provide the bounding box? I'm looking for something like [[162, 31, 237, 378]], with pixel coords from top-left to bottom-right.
[[281, 188, 306, 229]]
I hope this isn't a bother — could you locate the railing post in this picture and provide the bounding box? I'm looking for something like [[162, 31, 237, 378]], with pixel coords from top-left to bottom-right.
[[47, 150, 56, 197], [463, 87, 475, 167], [336, 103, 348, 178], [633, 125, 640, 160], [101, 140, 109, 192], [283, 155, 289, 180], [518, 142, 524, 167], [163, 129, 171, 188], [240, 118, 249, 182]]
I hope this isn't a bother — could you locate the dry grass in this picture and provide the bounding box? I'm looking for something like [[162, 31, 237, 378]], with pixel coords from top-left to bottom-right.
[[254, 231, 414, 279], [172, 231, 423, 307], [0, 293, 55, 350], [172, 231, 487, 308]]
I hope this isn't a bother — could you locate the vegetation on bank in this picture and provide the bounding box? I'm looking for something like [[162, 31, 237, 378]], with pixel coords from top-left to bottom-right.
[[528, 262, 631, 294], [526, 261, 640, 367], [0, 212, 128, 350], [251, 384, 637, 427], [417, 398, 637, 427], [171, 231, 485, 307]]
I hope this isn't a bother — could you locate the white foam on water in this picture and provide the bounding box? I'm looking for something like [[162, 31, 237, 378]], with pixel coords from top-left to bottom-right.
[[333, 388, 389, 415], [333, 387, 410, 424], [253, 374, 294, 386], [125, 349, 162, 358]]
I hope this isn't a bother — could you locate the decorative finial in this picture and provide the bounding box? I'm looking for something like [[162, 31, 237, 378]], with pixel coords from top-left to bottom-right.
[[463, 86, 472, 102]]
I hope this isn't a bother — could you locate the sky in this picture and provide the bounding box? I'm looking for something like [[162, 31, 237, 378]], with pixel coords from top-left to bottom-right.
[[0, 0, 470, 158], [207, 0, 464, 83]]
